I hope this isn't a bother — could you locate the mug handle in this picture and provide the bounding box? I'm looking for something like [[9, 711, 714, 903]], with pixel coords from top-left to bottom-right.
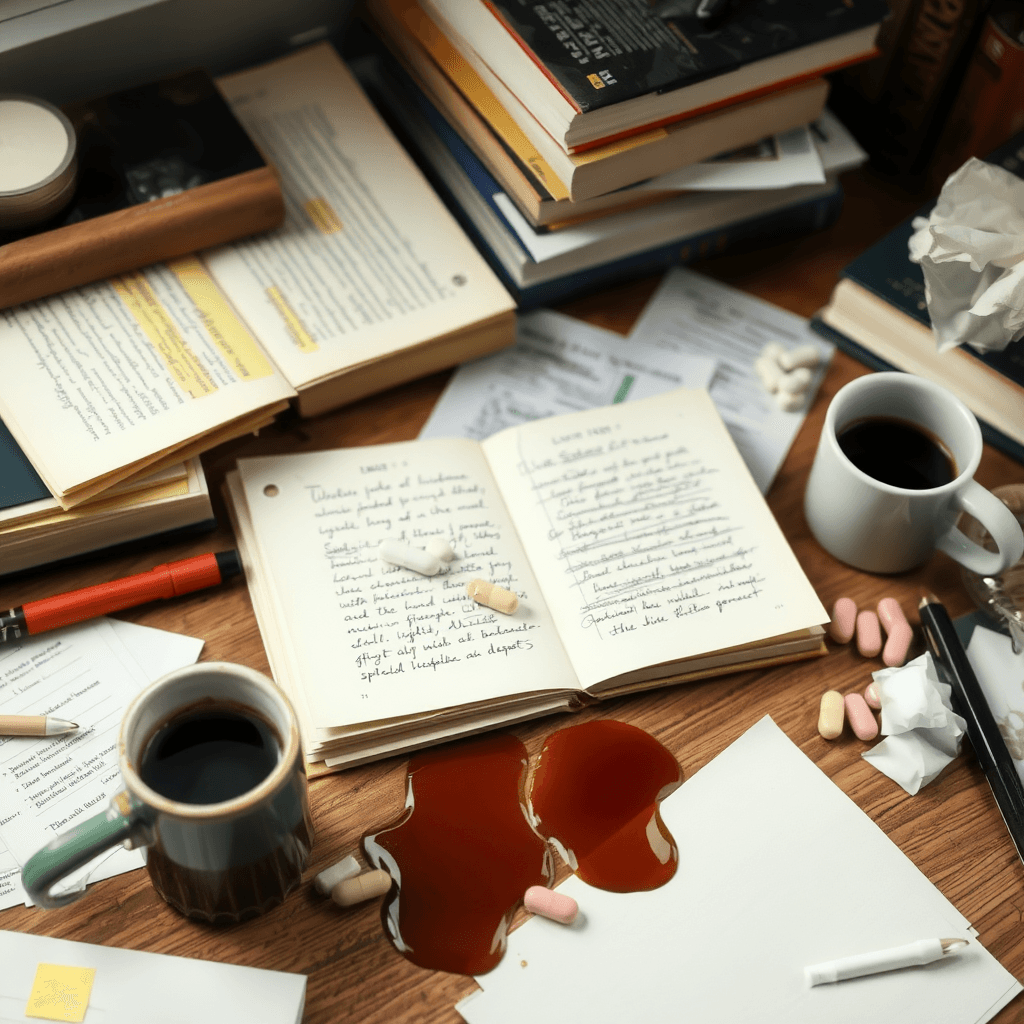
[[22, 792, 149, 909], [936, 480, 1024, 577]]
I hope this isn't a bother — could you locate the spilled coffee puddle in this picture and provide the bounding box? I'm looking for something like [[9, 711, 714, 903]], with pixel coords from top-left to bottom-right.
[[363, 733, 552, 975], [530, 719, 683, 892], [362, 720, 681, 976]]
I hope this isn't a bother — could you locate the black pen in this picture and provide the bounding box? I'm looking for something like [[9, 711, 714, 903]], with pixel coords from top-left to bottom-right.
[[919, 593, 1024, 868]]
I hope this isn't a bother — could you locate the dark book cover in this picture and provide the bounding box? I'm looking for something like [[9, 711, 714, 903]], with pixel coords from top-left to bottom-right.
[[840, 128, 1024, 390], [0, 417, 49, 511], [0, 69, 267, 248], [486, 0, 888, 112]]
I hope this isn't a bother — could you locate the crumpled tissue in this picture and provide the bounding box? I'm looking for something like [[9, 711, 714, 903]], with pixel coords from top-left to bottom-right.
[[861, 652, 966, 794], [908, 157, 1024, 354]]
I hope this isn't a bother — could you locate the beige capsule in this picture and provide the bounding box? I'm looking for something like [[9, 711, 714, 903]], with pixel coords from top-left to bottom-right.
[[467, 578, 519, 614], [330, 868, 392, 907], [817, 690, 845, 740]]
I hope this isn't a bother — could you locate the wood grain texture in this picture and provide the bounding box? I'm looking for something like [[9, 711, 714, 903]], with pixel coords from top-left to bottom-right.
[[3, 165, 1024, 1022]]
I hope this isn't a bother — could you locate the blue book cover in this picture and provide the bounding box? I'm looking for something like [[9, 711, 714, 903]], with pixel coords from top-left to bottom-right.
[[0, 417, 50, 511]]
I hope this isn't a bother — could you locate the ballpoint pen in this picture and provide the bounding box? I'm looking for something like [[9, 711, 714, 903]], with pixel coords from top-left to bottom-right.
[[0, 551, 243, 644], [919, 592, 1024, 867]]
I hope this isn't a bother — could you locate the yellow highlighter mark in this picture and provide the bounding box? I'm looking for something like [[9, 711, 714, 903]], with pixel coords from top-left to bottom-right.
[[113, 271, 218, 398], [267, 286, 318, 353], [167, 256, 276, 381], [25, 963, 96, 1023], [304, 197, 343, 234]]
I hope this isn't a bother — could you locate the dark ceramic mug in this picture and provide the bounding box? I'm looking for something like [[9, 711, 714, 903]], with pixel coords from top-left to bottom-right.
[[22, 662, 313, 923]]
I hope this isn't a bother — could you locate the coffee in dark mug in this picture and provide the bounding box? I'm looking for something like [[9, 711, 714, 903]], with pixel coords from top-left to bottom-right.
[[22, 663, 313, 924]]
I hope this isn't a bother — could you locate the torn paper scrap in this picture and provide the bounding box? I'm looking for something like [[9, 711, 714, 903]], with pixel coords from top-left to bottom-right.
[[908, 157, 1024, 354]]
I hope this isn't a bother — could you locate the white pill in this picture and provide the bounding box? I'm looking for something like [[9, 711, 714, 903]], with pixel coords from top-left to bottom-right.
[[760, 342, 786, 364], [754, 355, 784, 393], [378, 539, 442, 576], [424, 536, 456, 562], [778, 344, 821, 371], [314, 854, 361, 896], [777, 367, 813, 394], [774, 390, 805, 412]]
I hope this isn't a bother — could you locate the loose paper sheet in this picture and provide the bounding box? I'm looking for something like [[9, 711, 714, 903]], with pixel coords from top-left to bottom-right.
[[0, 930, 306, 1024], [626, 267, 834, 492], [459, 717, 1021, 1024], [0, 619, 204, 909], [967, 625, 1024, 776], [419, 309, 717, 441]]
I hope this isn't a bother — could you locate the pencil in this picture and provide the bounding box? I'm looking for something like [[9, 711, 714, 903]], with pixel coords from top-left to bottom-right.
[[919, 593, 1024, 867], [0, 715, 79, 737]]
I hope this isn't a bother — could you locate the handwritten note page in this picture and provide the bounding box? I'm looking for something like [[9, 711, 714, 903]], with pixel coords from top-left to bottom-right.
[[233, 438, 578, 737], [419, 309, 717, 442], [0, 266, 295, 505], [482, 389, 827, 692], [208, 43, 513, 393], [626, 267, 833, 493]]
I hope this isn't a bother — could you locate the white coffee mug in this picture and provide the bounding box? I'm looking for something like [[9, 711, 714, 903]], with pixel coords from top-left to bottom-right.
[[804, 373, 1024, 575]]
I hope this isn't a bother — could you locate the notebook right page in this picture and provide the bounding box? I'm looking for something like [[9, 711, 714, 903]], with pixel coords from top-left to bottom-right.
[[481, 388, 827, 692]]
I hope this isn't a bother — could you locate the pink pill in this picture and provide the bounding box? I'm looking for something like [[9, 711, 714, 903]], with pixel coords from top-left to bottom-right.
[[877, 597, 913, 667], [856, 610, 882, 658], [844, 692, 879, 741], [524, 885, 579, 925], [864, 681, 881, 710], [828, 597, 857, 644]]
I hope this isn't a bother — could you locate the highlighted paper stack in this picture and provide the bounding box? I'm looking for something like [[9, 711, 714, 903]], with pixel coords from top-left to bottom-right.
[[360, 0, 882, 305]]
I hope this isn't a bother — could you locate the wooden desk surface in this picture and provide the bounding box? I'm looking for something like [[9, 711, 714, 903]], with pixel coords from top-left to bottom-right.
[[4, 167, 1024, 1022]]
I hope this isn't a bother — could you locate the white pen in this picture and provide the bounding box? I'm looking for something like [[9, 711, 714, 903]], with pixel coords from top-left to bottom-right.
[[805, 937, 968, 986]]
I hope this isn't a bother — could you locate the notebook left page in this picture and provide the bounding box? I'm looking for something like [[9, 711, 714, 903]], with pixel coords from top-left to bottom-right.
[[0, 258, 296, 506]]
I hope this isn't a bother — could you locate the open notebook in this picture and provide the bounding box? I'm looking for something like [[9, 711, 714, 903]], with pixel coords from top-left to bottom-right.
[[225, 388, 827, 771]]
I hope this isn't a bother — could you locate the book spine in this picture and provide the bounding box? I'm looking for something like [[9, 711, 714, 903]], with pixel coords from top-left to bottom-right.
[[504, 186, 845, 309], [929, 4, 1024, 188], [0, 167, 285, 310]]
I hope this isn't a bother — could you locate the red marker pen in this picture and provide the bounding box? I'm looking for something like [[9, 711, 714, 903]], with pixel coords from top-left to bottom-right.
[[0, 551, 242, 643]]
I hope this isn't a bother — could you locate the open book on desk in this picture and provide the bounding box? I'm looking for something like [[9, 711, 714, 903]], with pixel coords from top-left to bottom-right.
[[225, 388, 828, 772], [0, 43, 514, 509]]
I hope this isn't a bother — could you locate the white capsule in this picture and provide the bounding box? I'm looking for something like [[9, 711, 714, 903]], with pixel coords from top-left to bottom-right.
[[760, 341, 786, 365], [775, 390, 805, 412], [314, 854, 361, 896], [424, 536, 456, 562], [379, 539, 442, 576], [777, 367, 813, 394], [754, 355, 784, 393], [778, 344, 821, 371]]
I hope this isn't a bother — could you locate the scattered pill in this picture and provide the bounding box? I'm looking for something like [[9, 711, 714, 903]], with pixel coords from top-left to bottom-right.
[[524, 885, 579, 925], [467, 578, 519, 614], [760, 341, 786, 364], [774, 390, 805, 412], [754, 355, 784, 393], [314, 854, 361, 896], [778, 344, 821, 372], [864, 681, 881, 710], [856, 609, 882, 658], [828, 597, 858, 644], [817, 690, 846, 740], [877, 597, 913, 667], [425, 536, 456, 562], [844, 692, 879, 741], [330, 868, 392, 908], [777, 367, 813, 394], [379, 539, 442, 576]]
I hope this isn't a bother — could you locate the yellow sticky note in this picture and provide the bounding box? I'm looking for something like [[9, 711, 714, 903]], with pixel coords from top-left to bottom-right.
[[25, 963, 96, 1022]]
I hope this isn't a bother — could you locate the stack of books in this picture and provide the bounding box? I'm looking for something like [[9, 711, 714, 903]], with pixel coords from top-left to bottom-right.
[[361, 0, 888, 306]]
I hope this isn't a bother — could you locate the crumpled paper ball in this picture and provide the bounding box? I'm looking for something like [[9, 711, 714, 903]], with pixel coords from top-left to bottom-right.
[[908, 157, 1024, 354], [862, 652, 966, 794]]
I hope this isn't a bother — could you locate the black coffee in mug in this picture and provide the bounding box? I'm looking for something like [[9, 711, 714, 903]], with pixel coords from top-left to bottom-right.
[[140, 705, 280, 804], [837, 416, 956, 490]]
